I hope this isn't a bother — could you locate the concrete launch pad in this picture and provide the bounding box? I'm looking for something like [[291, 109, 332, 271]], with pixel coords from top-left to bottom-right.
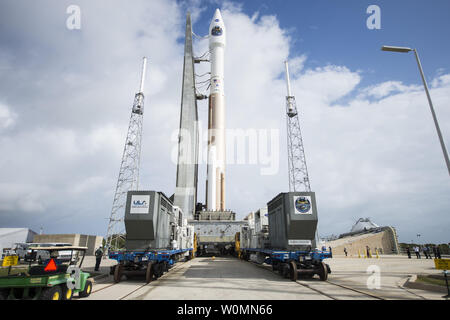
[[82, 255, 446, 300]]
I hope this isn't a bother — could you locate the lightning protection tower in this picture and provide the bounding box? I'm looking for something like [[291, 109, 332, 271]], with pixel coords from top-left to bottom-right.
[[284, 60, 311, 192], [105, 57, 148, 251]]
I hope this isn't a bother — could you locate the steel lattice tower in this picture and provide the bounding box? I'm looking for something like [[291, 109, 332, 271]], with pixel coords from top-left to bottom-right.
[[284, 61, 311, 192], [105, 57, 147, 251]]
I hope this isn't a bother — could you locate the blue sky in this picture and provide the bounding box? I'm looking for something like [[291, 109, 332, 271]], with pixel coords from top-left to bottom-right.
[[189, 0, 450, 88]]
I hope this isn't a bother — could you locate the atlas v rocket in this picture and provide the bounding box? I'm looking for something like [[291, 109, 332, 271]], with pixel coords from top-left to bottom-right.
[[206, 9, 226, 211], [174, 9, 227, 216]]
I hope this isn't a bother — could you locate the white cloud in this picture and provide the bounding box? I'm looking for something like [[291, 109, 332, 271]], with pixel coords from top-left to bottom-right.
[[0, 102, 16, 129], [431, 74, 450, 88], [287, 55, 307, 74], [360, 80, 420, 99], [87, 124, 125, 155], [296, 65, 361, 105]]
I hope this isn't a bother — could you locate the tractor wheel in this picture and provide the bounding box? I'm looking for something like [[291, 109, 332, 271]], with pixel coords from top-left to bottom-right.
[[41, 285, 62, 300], [79, 280, 92, 298], [145, 262, 154, 284], [62, 286, 73, 300], [289, 261, 298, 281], [113, 264, 123, 283], [318, 262, 328, 281]]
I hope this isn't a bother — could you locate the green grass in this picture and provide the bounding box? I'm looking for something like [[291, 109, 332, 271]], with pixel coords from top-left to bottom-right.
[[416, 274, 448, 287]]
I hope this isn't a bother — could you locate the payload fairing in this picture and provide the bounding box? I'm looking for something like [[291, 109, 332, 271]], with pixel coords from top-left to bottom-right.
[[206, 9, 227, 211]]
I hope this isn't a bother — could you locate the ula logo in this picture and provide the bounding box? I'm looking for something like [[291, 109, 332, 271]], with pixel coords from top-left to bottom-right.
[[130, 195, 150, 214]]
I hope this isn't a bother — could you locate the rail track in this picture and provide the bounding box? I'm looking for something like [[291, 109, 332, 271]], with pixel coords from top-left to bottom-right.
[[248, 259, 431, 300], [88, 257, 433, 300], [295, 279, 385, 300], [89, 259, 190, 300]]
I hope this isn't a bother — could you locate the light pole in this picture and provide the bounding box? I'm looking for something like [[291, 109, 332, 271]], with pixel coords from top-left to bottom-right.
[[382, 45, 450, 176]]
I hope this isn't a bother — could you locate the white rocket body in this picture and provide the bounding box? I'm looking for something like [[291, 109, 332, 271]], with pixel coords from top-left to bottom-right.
[[206, 9, 226, 211]]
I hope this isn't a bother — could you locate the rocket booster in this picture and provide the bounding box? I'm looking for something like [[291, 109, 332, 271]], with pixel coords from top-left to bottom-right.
[[206, 9, 226, 211]]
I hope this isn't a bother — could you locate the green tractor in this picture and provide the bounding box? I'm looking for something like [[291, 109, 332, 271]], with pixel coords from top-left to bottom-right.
[[0, 246, 93, 300]]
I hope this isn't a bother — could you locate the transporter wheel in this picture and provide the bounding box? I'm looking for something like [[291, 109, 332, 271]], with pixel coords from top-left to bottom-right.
[[289, 261, 298, 281], [277, 263, 284, 276], [153, 262, 162, 279], [272, 262, 279, 272], [278, 263, 288, 278], [283, 264, 290, 279], [318, 262, 328, 281], [145, 262, 154, 284], [113, 264, 123, 283], [158, 262, 165, 276]]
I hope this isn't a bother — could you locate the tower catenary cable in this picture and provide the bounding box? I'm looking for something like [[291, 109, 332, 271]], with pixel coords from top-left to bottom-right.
[[284, 60, 311, 192], [105, 57, 148, 251]]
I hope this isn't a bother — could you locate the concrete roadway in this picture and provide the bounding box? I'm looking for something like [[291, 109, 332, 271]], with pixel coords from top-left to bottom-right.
[[80, 255, 446, 300]]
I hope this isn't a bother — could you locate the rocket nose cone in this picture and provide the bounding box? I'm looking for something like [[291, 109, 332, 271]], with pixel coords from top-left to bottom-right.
[[213, 8, 222, 20], [210, 8, 226, 47], [210, 8, 224, 28]]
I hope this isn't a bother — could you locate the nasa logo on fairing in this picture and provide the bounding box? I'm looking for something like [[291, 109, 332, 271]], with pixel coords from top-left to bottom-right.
[[294, 196, 312, 214], [211, 26, 223, 36]]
